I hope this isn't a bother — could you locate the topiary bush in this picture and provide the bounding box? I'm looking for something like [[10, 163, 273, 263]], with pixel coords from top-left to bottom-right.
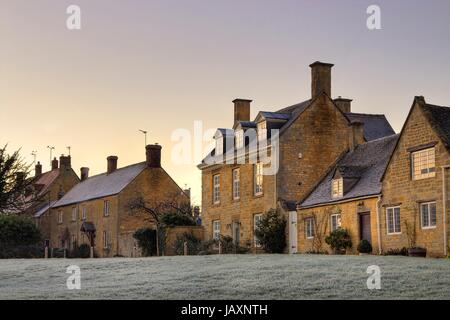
[[254, 209, 286, 253], [357, 239, 373, 254], [325, 228, 352, 254], [133, 228, 157, 256]]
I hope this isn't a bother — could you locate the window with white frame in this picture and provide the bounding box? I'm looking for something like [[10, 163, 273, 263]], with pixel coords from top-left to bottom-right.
[[257, 121, 267, 141], [103, 231, 108, 249], [213, 174, 220, 204], [216, 137, 223, 155], [232, 168, 240, 200], [213, 220, 221, 240], [412, 148, 435, 180], [82, 207, 87, 221], [254, 162, 263, 195], [331, 214, 342, 232], [421, 202, 437, 229], [386, 206, 401, 234], [253, 214, 263, 247], [235, 130, 244, 149], [305, 217, 315, 239], [71, 207, 77, 221], [58, 211, 63, 224], [104, 200, 110, 216], [331, 178, 343, 198]]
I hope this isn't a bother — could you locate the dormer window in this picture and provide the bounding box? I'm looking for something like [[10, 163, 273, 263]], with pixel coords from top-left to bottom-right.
[[235, 130, 244, 149], [257, 121, 267, 141], [216, 136, 223, 155], [331, 178, 343, 198]]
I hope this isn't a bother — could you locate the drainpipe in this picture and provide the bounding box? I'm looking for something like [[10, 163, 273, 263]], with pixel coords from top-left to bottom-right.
[[441, 166, 450, 257], [376, 195, 382, 255]]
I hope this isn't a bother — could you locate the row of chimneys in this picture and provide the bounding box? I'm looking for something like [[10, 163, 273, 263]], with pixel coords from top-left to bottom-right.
[[233, 62, 352, 125], [35, 144, 162, 181], [232, 61, 361, 150]]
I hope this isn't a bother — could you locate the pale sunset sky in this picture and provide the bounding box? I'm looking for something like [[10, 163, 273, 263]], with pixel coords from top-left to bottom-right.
[[1, 0, 450, 206]]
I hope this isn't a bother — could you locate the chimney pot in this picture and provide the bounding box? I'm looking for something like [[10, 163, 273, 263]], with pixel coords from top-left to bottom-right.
[[107, 156, 118, 174], [334, 97, 352, 113], [146, 144, 162, 168], [51, 157, 59, 170], [80, 167, 89, 181], [310, 61, 334, 99], [35, 161, 42, 177], [233, 99, 252, 125], [59, 155, 72, 169]]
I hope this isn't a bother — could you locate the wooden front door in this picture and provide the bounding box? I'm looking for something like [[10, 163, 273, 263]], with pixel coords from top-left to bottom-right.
[[359, 213, 371, 242]]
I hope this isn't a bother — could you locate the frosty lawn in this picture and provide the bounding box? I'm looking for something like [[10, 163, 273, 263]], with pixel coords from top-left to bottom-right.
[[0, 254, 449, 299]]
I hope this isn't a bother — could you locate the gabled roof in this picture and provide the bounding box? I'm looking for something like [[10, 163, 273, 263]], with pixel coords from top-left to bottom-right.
[[34, 200, 58, 217], [27, 169, 60, 201], [255, 111, 292, 122], [420, 103, 450, 152], [345, 113, 395, 141], [53, 162, 147, 207], [300, 134, 399, 208]]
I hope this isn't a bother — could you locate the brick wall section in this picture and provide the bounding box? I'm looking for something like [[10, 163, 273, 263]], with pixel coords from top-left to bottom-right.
[[381, 102, 449, 257], [297, 198, 380, 254]]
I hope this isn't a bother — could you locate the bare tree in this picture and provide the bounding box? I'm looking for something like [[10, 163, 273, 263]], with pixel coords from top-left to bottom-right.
[[128, 190, 191, 256], [0, 145, 33, 214]]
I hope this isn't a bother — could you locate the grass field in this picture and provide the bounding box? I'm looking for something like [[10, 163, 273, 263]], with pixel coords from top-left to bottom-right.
[[0, 254, 449, 299]]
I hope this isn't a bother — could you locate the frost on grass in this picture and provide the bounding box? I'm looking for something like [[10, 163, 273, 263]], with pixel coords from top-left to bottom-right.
[[0, 254, 449, 299]]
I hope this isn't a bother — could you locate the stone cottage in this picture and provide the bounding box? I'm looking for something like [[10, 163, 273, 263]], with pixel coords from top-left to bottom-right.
[[50, 144, 189, 257]]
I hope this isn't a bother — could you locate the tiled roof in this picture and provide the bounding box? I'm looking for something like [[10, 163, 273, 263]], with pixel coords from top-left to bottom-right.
[[34, 201, 58, 217], [420, 103, 450, 151], [300, 134, 399, 207], [345, 113, 395, 141], [257, 111, 292, 121], [53, 162, 146, 207]]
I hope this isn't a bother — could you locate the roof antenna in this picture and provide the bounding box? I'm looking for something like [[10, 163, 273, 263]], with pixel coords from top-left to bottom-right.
[[47, 146, 55, 166], [31, 151, 37, 165], [139, 130, 148, 147], [67, 146, 71, 156]]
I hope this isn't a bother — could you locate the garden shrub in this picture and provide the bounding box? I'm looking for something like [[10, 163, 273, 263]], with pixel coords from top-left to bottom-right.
[[51, 248, 67, 258], [133, 228, 157, 256], [357, 239, 373, 254], [384, 247, 408, 256], [325, 228, 352, 254], [161, 212, 196, 226], [254, 209, 286, 253], [173, 232, 202, 255], [199, 236, 250, 255], [0, 215, 41, 246], [0, 244, 45, 259], [70, 244, 91, 258]]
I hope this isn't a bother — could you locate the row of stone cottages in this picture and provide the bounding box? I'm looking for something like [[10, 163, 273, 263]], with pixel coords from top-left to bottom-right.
[[199, 61, 450, 257], [25, 145, 200, 257]]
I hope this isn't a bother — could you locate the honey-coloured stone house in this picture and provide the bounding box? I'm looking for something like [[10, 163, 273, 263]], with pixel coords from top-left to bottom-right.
[[380, 96, 450, 257], [50, 145, 189, 257], [198, 61, 395, 252], [28, 156, 80, 243]]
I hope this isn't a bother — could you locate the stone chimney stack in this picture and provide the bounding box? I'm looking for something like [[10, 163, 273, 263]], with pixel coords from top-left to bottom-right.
[[146, 144, 162, 168], [35, 161, 42, 177], [107, 156, 118, 174], [51, 157, 59, 170], [233, 99, 252, 125], [334, 97, 352, 113], [349, 122, 365, 151], [310, 61, 334, 99], [59, 155, 71, 169], [80, 167, 89, 181]]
